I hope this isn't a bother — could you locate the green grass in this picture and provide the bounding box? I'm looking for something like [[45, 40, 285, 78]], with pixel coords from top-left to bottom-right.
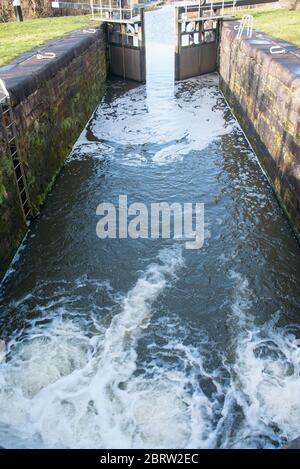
[[236, 7, 300, 47], [0, 15, 92, 66], [144, 1, 164, 11]]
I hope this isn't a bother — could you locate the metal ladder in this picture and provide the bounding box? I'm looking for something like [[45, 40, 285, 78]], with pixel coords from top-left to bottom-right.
[[237, 14, 254, 39], [0, 78, 31, 223]]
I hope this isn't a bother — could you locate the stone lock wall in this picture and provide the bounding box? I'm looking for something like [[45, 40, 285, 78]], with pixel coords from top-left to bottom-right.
[[219, 22, 300, 240], [0, 25, 107, 279]]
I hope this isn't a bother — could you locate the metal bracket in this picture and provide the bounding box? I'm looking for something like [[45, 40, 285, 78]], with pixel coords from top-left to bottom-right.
[[0, 78, 32, 222], [36, 51, 56, 60]]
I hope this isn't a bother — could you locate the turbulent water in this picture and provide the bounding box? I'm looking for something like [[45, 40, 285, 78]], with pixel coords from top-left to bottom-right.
[[0, 7, 300, 449]]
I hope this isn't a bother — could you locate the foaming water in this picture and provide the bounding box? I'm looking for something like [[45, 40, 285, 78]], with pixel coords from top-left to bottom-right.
[[0, 7, 300, 448]]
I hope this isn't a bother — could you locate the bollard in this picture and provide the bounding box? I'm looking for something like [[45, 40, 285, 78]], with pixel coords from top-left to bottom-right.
[[13, 0, 23, 22]]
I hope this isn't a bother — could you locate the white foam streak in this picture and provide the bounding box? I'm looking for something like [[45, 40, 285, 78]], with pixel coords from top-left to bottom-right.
[[67, 75, 234, 167], [0, 247, 185, 448], [227, 271, 300, 447]]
